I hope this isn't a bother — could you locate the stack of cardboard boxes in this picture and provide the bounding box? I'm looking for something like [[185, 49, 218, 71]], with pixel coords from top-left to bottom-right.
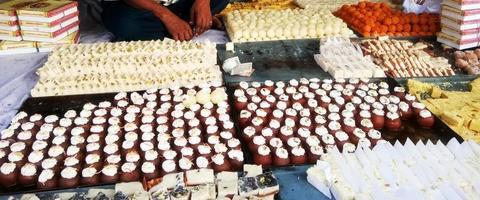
[[438, 0, 480, 49], [0, 0, 79, 55]]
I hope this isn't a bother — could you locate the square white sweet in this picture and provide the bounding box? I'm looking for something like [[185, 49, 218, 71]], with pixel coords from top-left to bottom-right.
[[243, 164, 262, 177], [186, 169, 214, 185]]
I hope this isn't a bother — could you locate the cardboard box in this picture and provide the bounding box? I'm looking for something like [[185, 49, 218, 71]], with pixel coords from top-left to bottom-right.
[[19, 10, 77, 27], [0, 39, 37, 55], [441, 16, 480, 30], [22, 21, 78, 42], [442, 5, 480, 21], [0, 24, 19, 31], [0, 28, 20, 36], [437, 32, 480, 49], [20, 14, 78, 32], [37, 30, 78, 52], [441, 26, 480, 40], [0, 0, 29, 16], [17, 0, 78, 22], [442, 0, 480, 10]]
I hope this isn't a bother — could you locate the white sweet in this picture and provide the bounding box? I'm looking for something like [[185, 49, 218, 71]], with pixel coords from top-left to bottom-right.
[[314, 37, 385, 79], [307, 138, 480, 200], [225, 9, 352, 42], [31, 40, 221, 97]]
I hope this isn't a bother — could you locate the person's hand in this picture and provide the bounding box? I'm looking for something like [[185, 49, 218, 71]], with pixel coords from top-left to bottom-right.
[[190, 0, 212, 35], [155, 10, 193, 41]]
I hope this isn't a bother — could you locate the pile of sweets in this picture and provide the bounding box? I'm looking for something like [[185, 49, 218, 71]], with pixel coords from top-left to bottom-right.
[[438, 0, 480, 49], [224, 8, 353, 42], [453, 49, 480, 75], [314, 37, 386, 79], [149, 165, 279, 200], [219, 0, 298, 16], [334, 2, 440, 37], [233, 78, 435, 167], [294, 0, 358, 11], [0, 83, 244, 190], [361, 38, 454, 78], [31, 40, 221, 97], [307, 138, 480, 200], [407, 78, 480, 142]]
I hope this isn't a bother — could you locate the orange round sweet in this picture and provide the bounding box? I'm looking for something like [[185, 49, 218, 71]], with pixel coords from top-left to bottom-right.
[[392, 16, 400, 25], [359, 2, 367, 8], [363, 25, 372, 33], [419, 16, 428, 25], [411, 15, 419, 24], [388, 25, 396, 32], [396, 24, 403, 32], [403, 24, 412, 32], [381, 25, 388, 33], [421, 25, 429, 32], [383, 18, 392, 25], [412, 24, 421, 32]]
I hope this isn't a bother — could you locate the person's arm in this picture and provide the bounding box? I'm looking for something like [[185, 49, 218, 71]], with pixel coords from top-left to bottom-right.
[[124, 0, 193, 41], [190, 0, 212, 35]]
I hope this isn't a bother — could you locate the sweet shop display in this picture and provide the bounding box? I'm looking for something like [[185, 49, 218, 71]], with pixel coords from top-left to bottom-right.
[[2, 0, 480, 198], [31, 40, 221, 97], [314, 37, 386, 79], [224, 8, 353, 42], [361, 38, 455, 77], [407, 78, 480, 142], [148, 165, 279, 199], [438, 0, 480, 49], [307, 138, 480, 199], [0, 82, 245, 190], [334, 2, 440, 37], [233, 78, 435, 166], [453, 49, 480, 75]]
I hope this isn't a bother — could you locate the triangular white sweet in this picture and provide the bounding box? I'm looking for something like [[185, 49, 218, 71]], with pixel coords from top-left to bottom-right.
[[370, 183, 388, 200], [467, 140, 480, 157], [393, 185, 424, 200], [306, 173, 331, 199], [439, 182, 463, 200], [378, 161, 397, 190]]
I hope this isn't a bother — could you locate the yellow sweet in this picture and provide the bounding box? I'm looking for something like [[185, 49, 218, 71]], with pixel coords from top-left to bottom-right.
[[407, 78, 480, 142], [430, 86, 442, 98], [470, 119, 480, 132], [441, 112, 464, 127]]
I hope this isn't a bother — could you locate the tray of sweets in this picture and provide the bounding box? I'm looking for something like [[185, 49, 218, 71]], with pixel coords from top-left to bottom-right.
[[226, 77, 462, 168], [0, 82, 247, 194]]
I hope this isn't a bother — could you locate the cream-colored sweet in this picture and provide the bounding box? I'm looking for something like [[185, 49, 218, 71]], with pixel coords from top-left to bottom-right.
[[82, 167, 97, 178], [226, 9, 352, 43], [31, 40, 221, 97]]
